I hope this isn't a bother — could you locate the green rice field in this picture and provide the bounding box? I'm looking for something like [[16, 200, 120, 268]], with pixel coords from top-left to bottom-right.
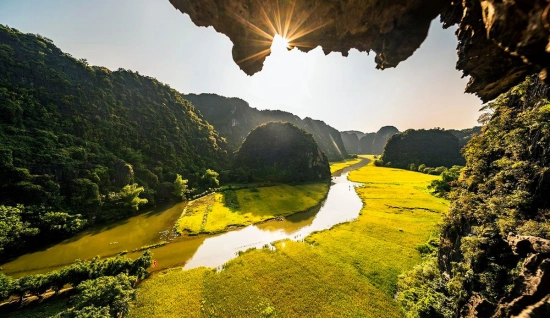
[[131, 157, 448, 317]]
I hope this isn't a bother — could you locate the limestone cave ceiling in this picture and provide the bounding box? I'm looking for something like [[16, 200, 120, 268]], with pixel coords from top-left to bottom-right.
[[169, 0, 550, 102]]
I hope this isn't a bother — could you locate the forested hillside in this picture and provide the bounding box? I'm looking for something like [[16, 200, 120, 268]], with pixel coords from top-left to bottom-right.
[[447, 126, 482, 148], [0, 25, 227, 258], [380, 129, 464, 168], [399, 76, 550, 317], [183, 93, 348, 161], [233, 122, 330, 183]]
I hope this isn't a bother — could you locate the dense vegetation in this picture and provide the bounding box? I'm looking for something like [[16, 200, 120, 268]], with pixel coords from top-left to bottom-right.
[[379, 129, 465, 168], [233, 122, 331, 183], [0, 251, 152, 317], [176, 183, 328, 234], [398, 76, 550, 316], [184, 93, 348, 161], [0, 25, 227, 260], [131, 158, 446, 317], [447, 126, 482, 148]]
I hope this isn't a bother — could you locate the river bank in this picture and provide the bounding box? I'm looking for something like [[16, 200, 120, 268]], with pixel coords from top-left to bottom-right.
[[130, 157, 447, 317]]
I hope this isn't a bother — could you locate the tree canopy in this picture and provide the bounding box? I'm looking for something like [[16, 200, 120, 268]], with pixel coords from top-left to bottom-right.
[[380, 129, 465, 168], [0, 25, 226, 258], [398, 76, 550, 316], [233, 122, 331, 183]]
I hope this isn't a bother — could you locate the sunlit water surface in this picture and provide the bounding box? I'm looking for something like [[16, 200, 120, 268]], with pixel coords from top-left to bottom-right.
[[1, 160, 367, 277]]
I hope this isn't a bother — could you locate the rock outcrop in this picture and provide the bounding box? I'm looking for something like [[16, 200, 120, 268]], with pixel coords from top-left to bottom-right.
[[460, 234, 550, 318], [340, 131, 360, 154], [169, 0, 550, 102], [371, 126, 399, 154], [358, 133, 376, 154]]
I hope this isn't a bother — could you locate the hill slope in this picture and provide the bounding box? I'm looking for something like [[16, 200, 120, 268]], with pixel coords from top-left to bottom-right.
[[183, 93, 348, 161], [233, 122, 330, 183], [0, 25, 227, 256], [380, 129, 464, 168], [340, 131, 360, 154]]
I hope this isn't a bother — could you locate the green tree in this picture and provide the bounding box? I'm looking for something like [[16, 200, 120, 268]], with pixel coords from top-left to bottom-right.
[[428, 166, 463, 197], [202, 169, 220, 189], [119, 184, 148, 211], [74, 273, 137, 317], [0, 272, 13, 300], [0, 205, 39, 254], [67, 305, 111, 318], [39, 211, 86, 235], [173, 174, 188, 200]]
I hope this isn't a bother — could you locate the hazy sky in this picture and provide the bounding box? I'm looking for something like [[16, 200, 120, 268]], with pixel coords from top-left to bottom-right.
[[0, 0, 482, 132]]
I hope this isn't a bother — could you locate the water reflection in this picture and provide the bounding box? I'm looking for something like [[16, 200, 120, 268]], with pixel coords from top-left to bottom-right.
[[1, 159, 369, 276], [156, 159, 368, 271], [1, 202, 186, 277]]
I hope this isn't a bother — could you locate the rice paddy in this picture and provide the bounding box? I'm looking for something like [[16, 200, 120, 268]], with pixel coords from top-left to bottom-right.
[[175, 183, 330, 235], [131, 157, 448, 317], [329, 157, 363, 173]]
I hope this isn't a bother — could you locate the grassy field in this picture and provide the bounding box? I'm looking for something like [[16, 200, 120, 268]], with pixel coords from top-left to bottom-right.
[[175, 183, 329, 235], [329, 157, 363, 173], [131, 158, 448, 317]]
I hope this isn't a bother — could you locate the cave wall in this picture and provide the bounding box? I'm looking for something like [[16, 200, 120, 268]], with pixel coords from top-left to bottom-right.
[[169, 0, 550, 102]]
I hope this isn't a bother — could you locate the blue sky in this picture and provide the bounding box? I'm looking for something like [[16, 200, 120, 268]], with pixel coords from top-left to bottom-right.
[[0, 0, 482, 132]]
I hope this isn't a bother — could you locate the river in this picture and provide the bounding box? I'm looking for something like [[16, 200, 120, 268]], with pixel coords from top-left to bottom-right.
[[0, 159, 368, 277]]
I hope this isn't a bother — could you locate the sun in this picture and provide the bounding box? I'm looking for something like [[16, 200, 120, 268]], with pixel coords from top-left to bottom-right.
[[272, 34, 290, 51]]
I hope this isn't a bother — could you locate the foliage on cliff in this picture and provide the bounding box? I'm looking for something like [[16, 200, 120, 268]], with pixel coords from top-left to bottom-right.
[[184, 93, 348, 161], [233, 122, 330, 183], [398, 76, 550, 316], [447, 126, 482, 148], [0, 25, 227, 257], [380, 129, 465, 169]]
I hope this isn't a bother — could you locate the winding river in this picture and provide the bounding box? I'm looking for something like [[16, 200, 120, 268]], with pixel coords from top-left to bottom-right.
[[1, 159, 368, 277]]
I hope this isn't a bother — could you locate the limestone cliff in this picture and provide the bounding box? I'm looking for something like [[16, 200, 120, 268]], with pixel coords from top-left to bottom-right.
[[184, 93, 348, 161], [169, 0, 550, 102]]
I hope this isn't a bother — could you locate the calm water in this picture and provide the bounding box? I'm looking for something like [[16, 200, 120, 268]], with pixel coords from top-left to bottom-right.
[[1, 202, 185, 277], [1, 159, 368, 277]]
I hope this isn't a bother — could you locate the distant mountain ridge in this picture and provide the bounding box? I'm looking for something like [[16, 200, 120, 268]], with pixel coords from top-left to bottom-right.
[[340, 126, 482, 155], [340, 126, 399, 155], [184, 93, 348, 161]]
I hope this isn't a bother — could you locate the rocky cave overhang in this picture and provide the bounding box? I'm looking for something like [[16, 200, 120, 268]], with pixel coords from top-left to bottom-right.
[[168, 0, 550, 102]]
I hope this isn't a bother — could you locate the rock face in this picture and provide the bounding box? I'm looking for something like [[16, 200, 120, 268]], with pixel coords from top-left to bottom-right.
[[234, 122, 331, 183], [344, 130, 366, 140], [460, 234, 550, 318], [435, 77, 550, 318], [371, 126, 399, 154], [340, 131, 360, 154], [358, 133, 376, 154], [169, 0, 550, 101], [184, 93, 348, 161]]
